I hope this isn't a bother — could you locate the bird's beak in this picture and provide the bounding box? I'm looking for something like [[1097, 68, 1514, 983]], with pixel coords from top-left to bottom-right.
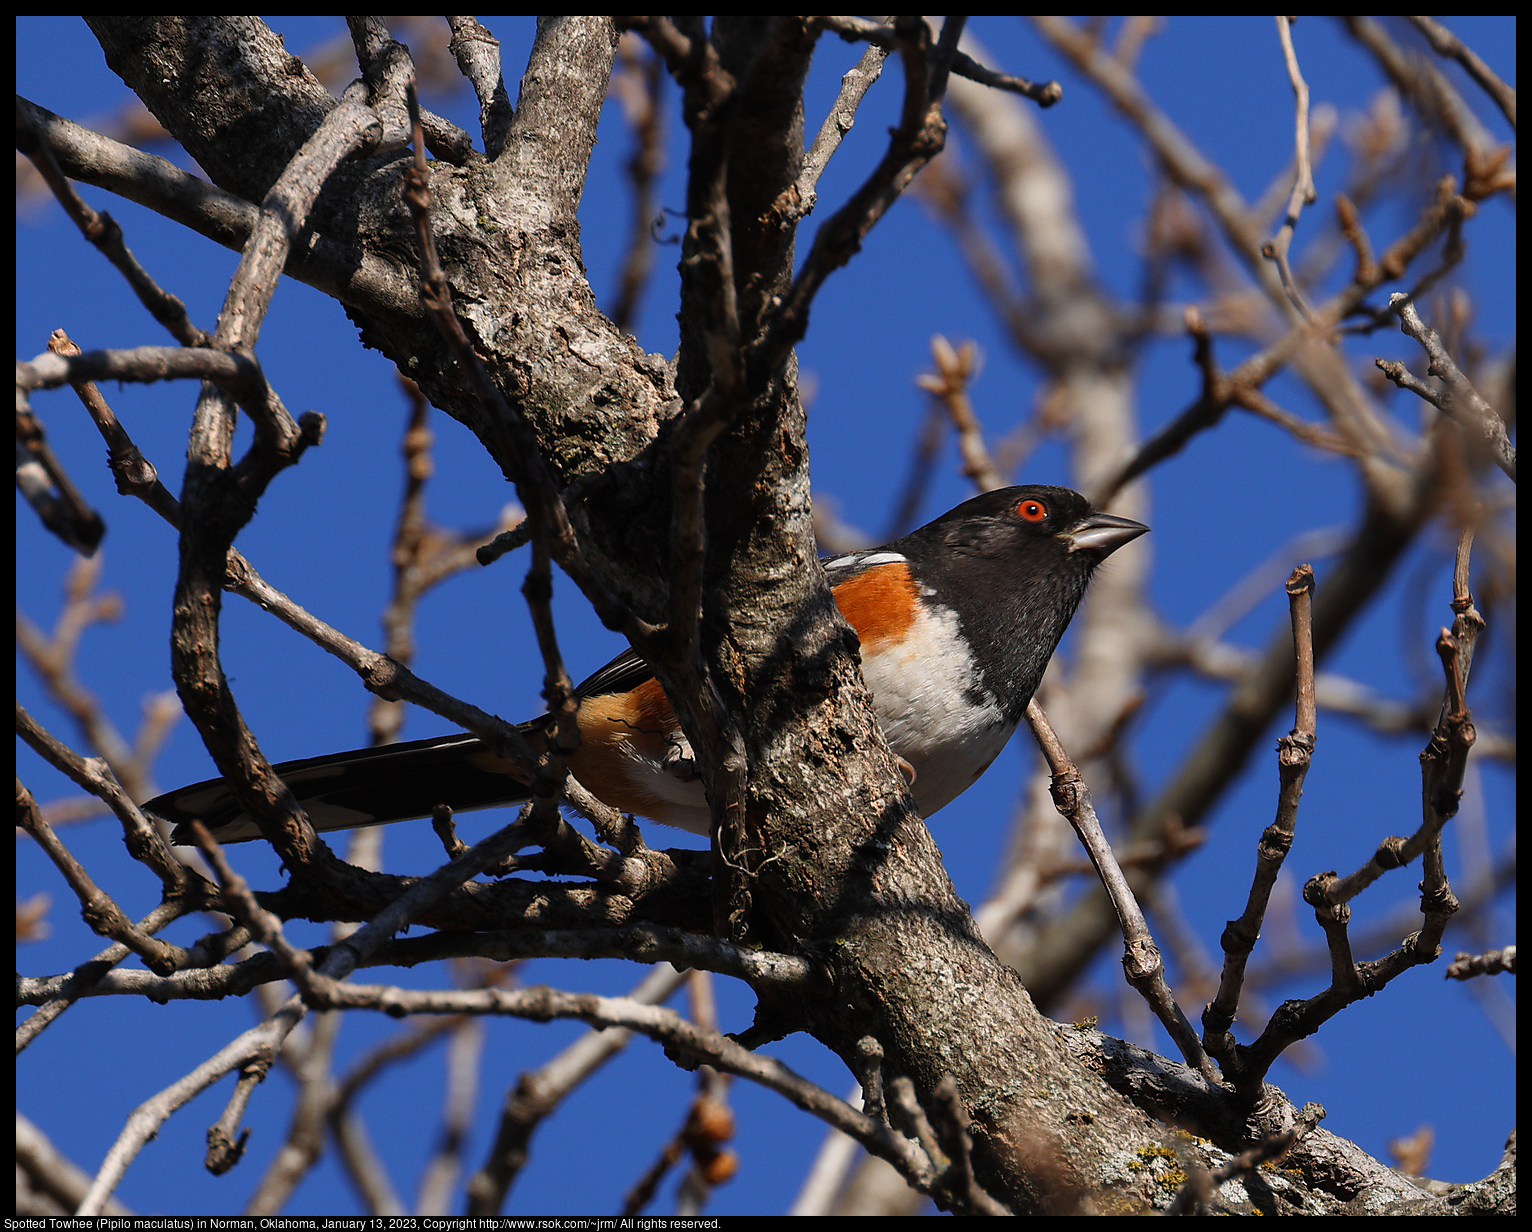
[[1061, 511, 1149, 557]]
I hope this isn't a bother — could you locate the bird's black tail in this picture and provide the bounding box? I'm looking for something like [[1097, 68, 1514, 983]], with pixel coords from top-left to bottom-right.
[[147, 731, 537, 845]]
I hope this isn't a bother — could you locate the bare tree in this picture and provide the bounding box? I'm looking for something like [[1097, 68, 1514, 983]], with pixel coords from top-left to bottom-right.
[[17, 17, 1514, 1216]]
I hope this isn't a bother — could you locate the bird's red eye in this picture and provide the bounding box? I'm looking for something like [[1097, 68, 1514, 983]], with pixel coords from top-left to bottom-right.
[[1016, 498, 1048, 522]]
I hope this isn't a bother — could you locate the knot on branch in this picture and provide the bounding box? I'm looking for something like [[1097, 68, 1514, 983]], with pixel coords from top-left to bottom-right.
[[1417, 880, 1460, 920], [1122, 935, 1162, 984], [1257, 822, 1295, 863], [1396, 930, 1440, 966], [1426, 781, 1465, 823], [1220, 916, 1259, 954], [1277, 730, 1315, 768], [359, 654, 408, 700], [205, 1124, 250, 1175], [1047, 767, 1086, 815], [297, 409, 326, 448], [1301, 870, 1338, 908]]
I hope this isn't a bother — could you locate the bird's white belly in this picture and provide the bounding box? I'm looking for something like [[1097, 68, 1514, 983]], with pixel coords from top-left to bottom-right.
[[858, 599, 1014, 816]]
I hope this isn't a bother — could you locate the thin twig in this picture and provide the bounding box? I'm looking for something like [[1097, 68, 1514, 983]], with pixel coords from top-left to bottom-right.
[[1262, 17, 1318, 322], [185, 821, 317, 993], [753, 17, 950, 383], [1098, 178, 1472, 501], [15, 553, 142, 804], [14, 399, 105, 555], [16, 96, 424, 322], [928, 1076, 1012, 1215], [1446, 945, 1515, 980], [21, 921, 819, 1012], [1165, 1125, 1301, 1215], [18, 346, 267, 412], [16, 703, 186, 895], [15, 897, 197, 1055], [1224, 552, 1482, 1091], [1378, 293, 1515, 481], [17, 1114, 134, 1216], [367, 379, 519, 750], [1404, 16, 1515, 129], [1201, 566, 1316, 1098], [1345, 17, 1502, 160], [16, 107, 211, 348], [817, 16, 1061, 106], [915, 336, 1005, 492], [780, 30, 891, 223], [626, 977, 738, 1216], [1026, 700, 1219, 1084]]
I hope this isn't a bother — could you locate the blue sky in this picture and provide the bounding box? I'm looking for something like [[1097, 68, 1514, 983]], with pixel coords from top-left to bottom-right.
[[17, 17, 1515, 1215]]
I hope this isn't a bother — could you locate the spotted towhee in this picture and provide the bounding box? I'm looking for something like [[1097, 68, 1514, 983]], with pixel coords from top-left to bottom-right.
[[150, 486, 1146, 844]]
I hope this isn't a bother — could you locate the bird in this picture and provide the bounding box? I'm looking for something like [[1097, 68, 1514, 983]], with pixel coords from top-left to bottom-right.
[[148, 486, 1147, 845]]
